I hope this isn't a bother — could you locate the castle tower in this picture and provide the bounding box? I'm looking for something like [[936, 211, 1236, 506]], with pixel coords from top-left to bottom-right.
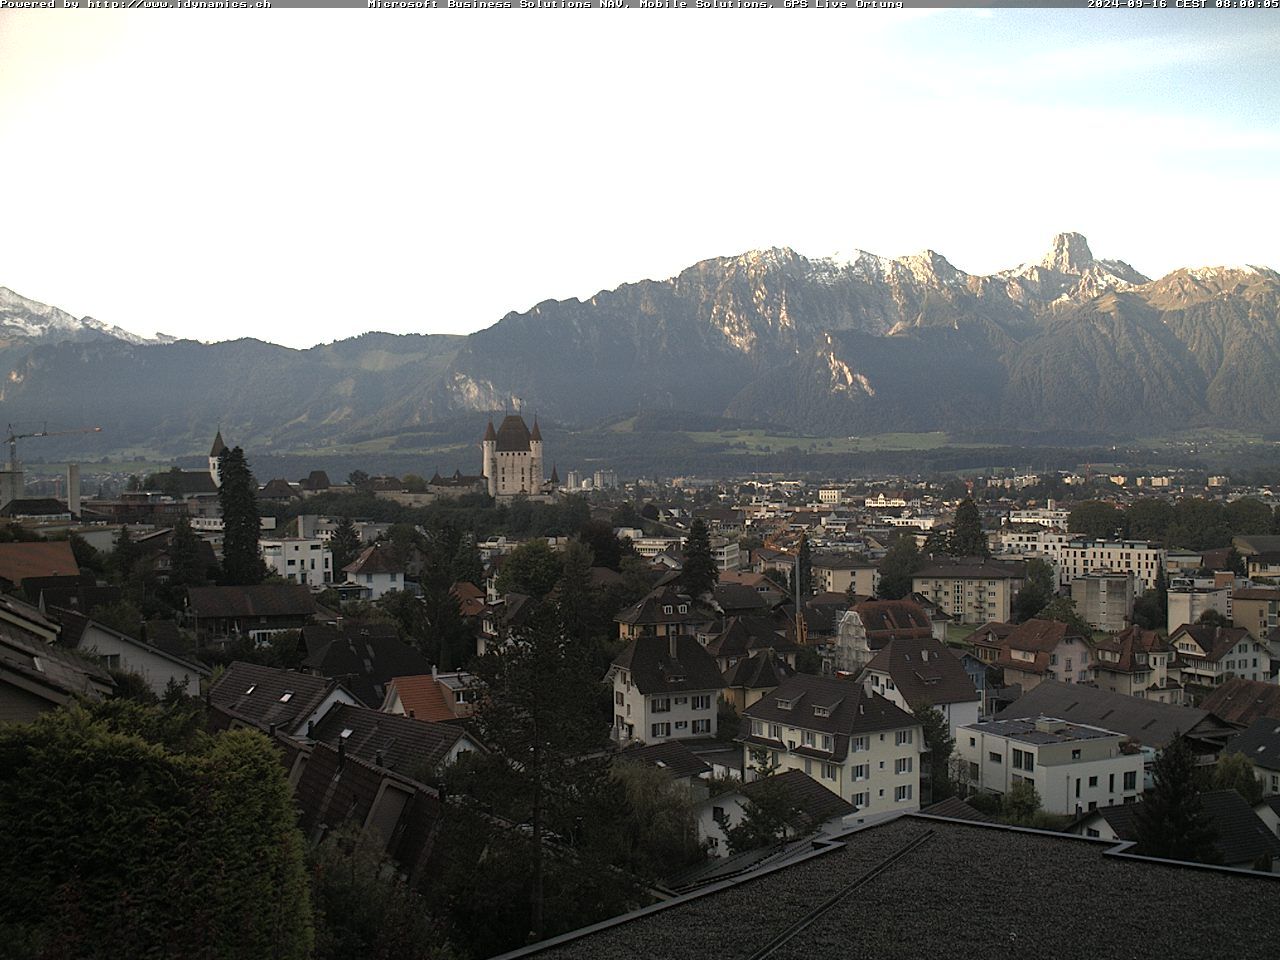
[[529, 417, 544, 491], [209, 430, 228, 488], [481, 419, 497, 497]]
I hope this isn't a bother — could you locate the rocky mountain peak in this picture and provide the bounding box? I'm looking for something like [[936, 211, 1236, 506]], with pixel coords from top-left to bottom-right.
[[1040, 232, 1095, 274]]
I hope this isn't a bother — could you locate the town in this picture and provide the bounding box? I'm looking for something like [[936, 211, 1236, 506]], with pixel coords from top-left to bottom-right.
[[3, 414, 1280, 957]]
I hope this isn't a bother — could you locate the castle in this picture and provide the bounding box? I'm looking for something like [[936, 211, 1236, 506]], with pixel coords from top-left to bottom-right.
[[481, 414, 558, 501]]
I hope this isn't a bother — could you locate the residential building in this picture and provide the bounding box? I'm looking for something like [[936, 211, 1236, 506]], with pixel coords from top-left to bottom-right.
[[260, 537, 332, 588], [186, 583, 319, 643], [1091, 626, 1180, 702], [0, 540, 80, 595], [995, 618, 1093, 690], [1167, 576, 1231, 632], [697, 769, 854, 857], [1222, 718, 1280, 796], [810, 553, 879, 598], [1070, 569, 1134, 632], [957, 716, 1144, 814], [0, 618, 113, 723], [1067, 791, 1280, 870], [1005, 503, 1070, 528], [207, 661, 359, 737], [1201, 677, 1280, 727], [342, 543, 408, 601], [606, 634, 725, 744], [862, 637, 981, 738], [704, 616, 796, 674], [55, 610, 208, 697], [617, 740, 713, 800], [1056, 539, 1165, 592], [711, 537, 741, 572], [1230, 587, 1280, 640], [615, 585, 697, 642], [1169, 624, 1273, 688], [382, 669, 481, 722], [722, 651, 794, 714], [911, 557, 1025, 624], [299, 623, 432, 707], [308, 701, 483, 779], [740, 674, 924, 815]]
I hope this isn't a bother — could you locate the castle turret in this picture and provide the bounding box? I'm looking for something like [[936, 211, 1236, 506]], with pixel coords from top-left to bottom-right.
[[530, 417, 544, 490], [481, 419, 497, 497], [209, 430, 228, 488]]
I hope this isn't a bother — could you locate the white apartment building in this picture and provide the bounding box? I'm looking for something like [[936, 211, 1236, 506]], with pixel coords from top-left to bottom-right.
[[818, 488, 844, 505], [741, 674, 924, 817], [712, 538, 742, 572], [1056, 540, 1165, 593], [957, 717, 1145, 815], [260, 537, 332, 588], [1005, 503, 1070, 528], [606, 634, 725, 744]]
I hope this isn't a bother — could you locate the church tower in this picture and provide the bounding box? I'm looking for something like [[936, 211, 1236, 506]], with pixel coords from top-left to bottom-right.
[[209, 430, 228, 488]]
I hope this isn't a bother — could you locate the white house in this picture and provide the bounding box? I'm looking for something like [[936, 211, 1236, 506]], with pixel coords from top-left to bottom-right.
[[605, 634, 726, 744], [956, 716, 1145, 816], [342, 543, 407, 601], [862, 637, 981, 739], [58, 611, 208, 697], [696, 769, 855, 857], [261, 537, 332, 588]]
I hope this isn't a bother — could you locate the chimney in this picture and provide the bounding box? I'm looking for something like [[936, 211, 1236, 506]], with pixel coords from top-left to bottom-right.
[[669, 633, 678, 659], [375, 749, 385, 767], [432, 663, 438, 679], [67, 463, 80, 517]]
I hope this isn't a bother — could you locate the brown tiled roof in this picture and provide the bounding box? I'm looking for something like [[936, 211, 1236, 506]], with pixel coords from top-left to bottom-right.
[[310, 702, 471, 776], [384, 674, 458, 723], [851, 600, 933, 641], [187, 583, 318, 620], [208, 661, 339, 733], [723, 651, 794, 691], [864, 637, 980, 707], [1004, 618, 1083, 652], [742, 675, 918, 761], [1200, 677, 1280, 726], [451, 581, 486, 617], [0, 540, 79, 585], [495, 414, 532, 452], [1230, 587, 1280, 601], [611, 634, 726, 695], [1092, 626, 1169, 675], [343, 543, 405, 576], [1169, 624, 1254, 663]]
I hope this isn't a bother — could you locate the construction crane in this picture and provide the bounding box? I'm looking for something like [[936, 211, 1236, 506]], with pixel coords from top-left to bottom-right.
[[5, 423, 103, 472]]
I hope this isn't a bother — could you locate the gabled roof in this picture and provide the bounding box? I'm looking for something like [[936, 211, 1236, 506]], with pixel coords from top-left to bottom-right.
[[302, 628, 432, 707], [864, 637, 980, 707], [851, 600, 933, 640], [343, 543, 405, 576], [0, 618, 113, 705], [299, 620, 400, 659], [1222, 717, 1280, 773], [742, 675, 918, 761], [53, 608, 209, 676], [705, 616, 792, 660], [383, 673, 464, 723], [810, 553, 877, 571], [0, 498, 71, 518], [611, 634, 726, 695], [994, 679, 1232, 749], [451, 581, 486, 617], [1169, 624, 1254, 663], [919, 796, 994, 823], [723, 651, 794, 691], [259, 478, 298, 499], [618, 739, 712, 781], [1200, 677, 1280, 726], [711, 581, 772, 614], [1093, 626, 1170, 675], [208, 661, 340, 733], [187, 583, 318, 620], [739, 769, 855, 828], [1004, 618, 1086, 652], [616, 586, 696, 626], [209, 430, 227, 457], [310, 702, 472, 776], [0, 540, 79, 585]]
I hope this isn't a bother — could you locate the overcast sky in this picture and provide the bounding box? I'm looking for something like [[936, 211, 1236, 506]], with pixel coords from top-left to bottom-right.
[[0, 10, 1276, 348]]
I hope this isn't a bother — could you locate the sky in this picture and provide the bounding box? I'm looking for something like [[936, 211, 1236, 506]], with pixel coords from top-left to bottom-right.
[[0, 10, 1276, 348]]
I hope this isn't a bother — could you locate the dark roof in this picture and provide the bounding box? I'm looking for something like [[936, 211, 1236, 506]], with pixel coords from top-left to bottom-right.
[[712, 581, 771, 614], [299, 620, 401, 659], [299, 470, 331, 490], [611, 634, 726, 695], [1223, 717, 1280, 772], [616, 586, 696, 626], [864, 637, 980, 707], [1201, 677, 1280, 726], [0, 498, 70, 517], [165, 471, 219, 495], [705, 616, 793, 660], [343, 543, 405, 576], [618, 740, 712, 781], [723, 651, 794, 691], [207, 661, 339, 733], [501, 815, 1280, 960], [742, 675, 918, 761], [0, 540, 79, 584], [259, 478, 297, 499], [53, 608, 208, 676], [913, 557, 1025, 580], [810, 553, 877, 570], [0, 618, 113, 705], [187, 583, 318, 620], [1079, 790, 1280, 867], [1169, 624, 1254, 663], [141, 619, 197, 660], [1004, 618, 1087, 651], [530, 418, 542, 442], [209, 430, 227, 457], [851, 599, 933, 640], [495, 414, 532, 452], [994, 680, 1233, 749], [919, 796, 994, 823], [302, 626, 432, 707], [739, 769, 854, 828], [1092, 626, 1170, 675], [309, 702, 470, 776], [483, 419, 497, 442]]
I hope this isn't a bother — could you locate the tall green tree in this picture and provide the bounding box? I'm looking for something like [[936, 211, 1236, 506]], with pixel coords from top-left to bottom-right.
[[1068, 501, 1124, 540], [1225, 497, 1273, 537], [1012, 557, 1055, 623], [680, 518, 719, 599], [450, 531, 485, 586], [877, 535, 922, 600], [1212, 752, 1263, 805], [329, 515, 362, 579], [495, 538, 563, 599], [1136, 734, 1219, 864], [796, 533, 812, 598], [1125, 498, 1175, 541], [721, 750, 799, 854], [109, 523, 139, 582], [1037, 595, 1094, 639], [167, 515, 209, 588], [948, 499, 988, 557], [913, 703, 955, 803], [218, 446, 264, 585]]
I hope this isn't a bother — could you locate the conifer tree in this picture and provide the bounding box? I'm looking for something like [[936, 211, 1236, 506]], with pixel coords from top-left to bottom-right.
[[1135, 734, 1219, 864], [167, 516, 208, 588], [949, 498, 988, 557], [796, 533, 812, 598], [329, 516, 361, 579], [680, 518, 718, 598], [218, 446, 264, 585], [877, 535, 922, 600]]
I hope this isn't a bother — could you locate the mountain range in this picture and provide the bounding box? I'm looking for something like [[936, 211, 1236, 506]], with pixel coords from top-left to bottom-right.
[[2, 232, 1278, 459]]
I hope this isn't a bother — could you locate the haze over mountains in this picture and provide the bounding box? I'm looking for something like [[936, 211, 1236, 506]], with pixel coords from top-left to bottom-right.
[[2, 233, 1278, 457]]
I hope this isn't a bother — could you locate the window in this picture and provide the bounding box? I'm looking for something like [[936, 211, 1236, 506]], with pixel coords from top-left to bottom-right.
[[1071, 749, 1081, 761], [989, 751, 1002, 764], [822, 763, 838, 781], [652, 697, 670, 713], [675, 721, 688, 730], [769, 724, 782, 740], [895, 757, 913, 774], [802, 731, 815, 747], [1123, 770, 1137, 791], [852, 764, 869, 781], [663, 605, 673, 615], [894, 784, 913, 802], [895, 730, 914, 746], [776, 698, 793, 710], [692, 694, 711, 710], [814, 705, 830, 717], [1086, 828, 1101, 838], [692, 719, 711, 735], [279, 691, 293, 703], [650, 722, 671, 738], [853, 792, 869, 808], [851, 736, 868, 752], [1109, 774, 1115, 793], [678, 604, 688, 614], [713, 805, 726, 822], [969, 737, 976, 747], [821, 734, 833, 751], [615, 691, 624, 705], [1088, 776, 1098, 788]]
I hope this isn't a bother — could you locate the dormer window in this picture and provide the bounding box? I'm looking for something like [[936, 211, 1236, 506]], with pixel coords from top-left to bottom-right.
[[678, 604, 688, 614], [664, 605, 673, 615], [776, 698, 793, 710], [813, 705, 830, 718]]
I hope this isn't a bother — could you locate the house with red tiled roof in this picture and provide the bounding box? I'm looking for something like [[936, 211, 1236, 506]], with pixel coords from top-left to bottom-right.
[[382, 669, 481, 723], [996, 618, 1092, 692], [0, 540, 80, 591], [1169, 623, 1273, 689], [1092, 626, 1181, 703]]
